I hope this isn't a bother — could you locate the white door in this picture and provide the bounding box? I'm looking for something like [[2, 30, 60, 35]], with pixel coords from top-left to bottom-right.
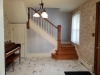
[[11, 24, 26, 57]]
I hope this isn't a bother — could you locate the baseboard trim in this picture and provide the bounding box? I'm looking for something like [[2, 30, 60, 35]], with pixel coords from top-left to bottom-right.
[[27, 53, 51, 57], [78, 57, 94, 72]]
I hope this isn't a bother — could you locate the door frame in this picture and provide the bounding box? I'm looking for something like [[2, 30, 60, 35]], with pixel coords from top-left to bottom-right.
[[10, 24, 27, 58], [94, 1, 100, 75]]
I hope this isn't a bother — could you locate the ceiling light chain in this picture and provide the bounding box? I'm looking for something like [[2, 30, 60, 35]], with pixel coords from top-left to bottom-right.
[[41, 0, 43, 3]]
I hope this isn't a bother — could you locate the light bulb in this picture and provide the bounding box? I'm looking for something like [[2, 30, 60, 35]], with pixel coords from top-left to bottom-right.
[[33, 13, 40, 17], [41, 12, 48, 18]]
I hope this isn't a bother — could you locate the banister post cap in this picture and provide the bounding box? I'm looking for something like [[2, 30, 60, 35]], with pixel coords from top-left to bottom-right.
[[58, 25, 61, 28]]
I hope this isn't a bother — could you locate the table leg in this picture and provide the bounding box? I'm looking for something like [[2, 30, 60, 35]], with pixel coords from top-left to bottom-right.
[[12, 60, 14, 71]]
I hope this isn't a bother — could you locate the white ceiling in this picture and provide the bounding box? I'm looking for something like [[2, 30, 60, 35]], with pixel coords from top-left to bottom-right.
[[21, 0, 87, 12]]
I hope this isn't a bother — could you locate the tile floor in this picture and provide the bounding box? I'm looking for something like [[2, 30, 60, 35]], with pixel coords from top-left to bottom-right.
[[6, 57, 89, 75]]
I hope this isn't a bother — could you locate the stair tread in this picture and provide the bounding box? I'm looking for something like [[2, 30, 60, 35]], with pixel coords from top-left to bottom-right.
[[56, 50, 77, 55], [52, 53, 77, 55], [56, 49, 76, 51], [52, 53, 78, 60], [56, 50, 77, 52], [61, 44, 74, 47]]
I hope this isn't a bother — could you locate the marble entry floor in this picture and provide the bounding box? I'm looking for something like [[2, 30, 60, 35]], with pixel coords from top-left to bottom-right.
[[6, 57, 89, 75]]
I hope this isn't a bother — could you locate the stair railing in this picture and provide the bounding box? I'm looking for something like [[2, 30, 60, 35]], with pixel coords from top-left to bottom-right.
[[27, 8, 61, 50]]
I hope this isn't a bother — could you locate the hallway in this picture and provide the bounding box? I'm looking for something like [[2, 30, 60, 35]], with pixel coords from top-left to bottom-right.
[[6, 57, 88, 75]]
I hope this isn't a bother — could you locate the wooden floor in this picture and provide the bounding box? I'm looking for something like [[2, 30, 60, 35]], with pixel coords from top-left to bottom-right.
[[52, 44, 78, 60]]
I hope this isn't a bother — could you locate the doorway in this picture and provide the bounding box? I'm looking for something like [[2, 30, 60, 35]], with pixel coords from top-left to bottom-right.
[[11, 24, 27, 57], [94, 1, 100, 75]]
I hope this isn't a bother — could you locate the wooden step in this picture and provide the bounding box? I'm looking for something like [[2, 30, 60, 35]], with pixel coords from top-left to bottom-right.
[[51, 53, 55, 58], [52, 53, 78, 60], [61, 47, 75, 50], [56, 50, 77, 55], [61, 44, 75, 50], [61, 44, 74, 47], [51, 44, 78, 60]]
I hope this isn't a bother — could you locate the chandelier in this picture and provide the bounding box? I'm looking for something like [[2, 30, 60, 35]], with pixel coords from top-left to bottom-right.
[[33, 0, 48, 18]]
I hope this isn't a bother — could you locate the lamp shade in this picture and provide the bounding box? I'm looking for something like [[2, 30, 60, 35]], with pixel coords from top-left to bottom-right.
[[41, 11, 48, 18], [33, 13, 40, 17]]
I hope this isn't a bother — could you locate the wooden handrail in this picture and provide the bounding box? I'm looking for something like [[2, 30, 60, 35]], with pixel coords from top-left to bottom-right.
[[31, 8, 58, 29]]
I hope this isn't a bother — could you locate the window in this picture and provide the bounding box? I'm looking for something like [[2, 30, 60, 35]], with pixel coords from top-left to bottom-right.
[[71, 12, 80, 44]]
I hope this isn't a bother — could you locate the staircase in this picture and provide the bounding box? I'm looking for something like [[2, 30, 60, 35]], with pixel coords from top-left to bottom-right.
[[29, 19, 57, 47], [52, 44, 78, 59], [27, 8, 78, 59]]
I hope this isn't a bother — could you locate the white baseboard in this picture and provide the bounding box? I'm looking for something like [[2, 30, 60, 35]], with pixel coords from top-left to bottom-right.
[[61, 42, 71, 44], [79, 57, 94, 72], [27, 53, 51, 57]]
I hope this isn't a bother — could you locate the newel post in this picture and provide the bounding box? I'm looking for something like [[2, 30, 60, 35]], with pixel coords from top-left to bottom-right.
[[57, 25, 61, 50], [27, 8, 30, 29]]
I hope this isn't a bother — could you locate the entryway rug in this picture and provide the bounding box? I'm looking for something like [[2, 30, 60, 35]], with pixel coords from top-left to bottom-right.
[[64, 71, 92, 75]]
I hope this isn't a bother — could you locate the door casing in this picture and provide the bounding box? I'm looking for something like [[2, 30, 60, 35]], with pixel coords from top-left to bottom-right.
[[94, 1, 100, 75]]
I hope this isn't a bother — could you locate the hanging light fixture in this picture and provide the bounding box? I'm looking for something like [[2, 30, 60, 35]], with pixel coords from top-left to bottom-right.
[[33, 0, 48, 18]]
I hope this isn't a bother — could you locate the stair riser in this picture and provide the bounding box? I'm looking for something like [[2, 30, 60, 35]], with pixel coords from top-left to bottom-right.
[[61, 47, 75, 50], [56, 51, 77, 55], [52, 55, 78, 60]]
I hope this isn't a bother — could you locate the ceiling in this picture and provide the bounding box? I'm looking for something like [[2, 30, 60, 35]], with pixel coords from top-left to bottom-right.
[[21, 0, 87, 12], [4, 0, 28, 23]]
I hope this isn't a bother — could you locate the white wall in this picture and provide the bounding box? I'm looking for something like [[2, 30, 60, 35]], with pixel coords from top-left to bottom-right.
[[4, 0, 28, 23], [0, 0, 5, 75]]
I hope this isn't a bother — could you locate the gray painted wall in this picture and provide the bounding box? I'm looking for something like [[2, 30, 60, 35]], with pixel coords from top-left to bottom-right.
[[27, 29, 54, 53], [30, 8, 72, 42], [46, 8, 72, 42], [27, 8, 72, 53]]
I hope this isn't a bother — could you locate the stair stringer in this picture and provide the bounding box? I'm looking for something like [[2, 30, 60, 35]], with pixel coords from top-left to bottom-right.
[[29, 19, 57, 55]]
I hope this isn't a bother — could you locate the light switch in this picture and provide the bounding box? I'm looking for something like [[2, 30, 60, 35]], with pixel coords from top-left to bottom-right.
[[90, 16, 94, 22]]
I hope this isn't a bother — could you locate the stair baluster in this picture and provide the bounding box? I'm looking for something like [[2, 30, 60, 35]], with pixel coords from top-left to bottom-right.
[[46, 22, 48, 33], [52, 25, 53, 37], [40, 17, 41, 28]]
